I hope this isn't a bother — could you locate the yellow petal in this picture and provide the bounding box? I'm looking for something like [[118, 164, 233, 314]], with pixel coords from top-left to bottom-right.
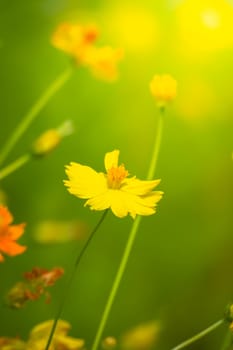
[[64, 163, 107, 199], [56, 335, 85, 349], [29, 319, 70, 338], [85, 190, 112, 211], [122, 177, 161, 196], [104, 150, 120, 171]]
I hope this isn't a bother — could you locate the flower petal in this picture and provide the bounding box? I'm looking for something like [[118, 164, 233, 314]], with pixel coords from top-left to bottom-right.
[[0, 239, 26, 256], [85, 190, 111, 211], [122, 177, 161, 196], [64, 162, 107, 199], [8, 223, 26, 240], [84, 188, 163, 218], [104, 150, 119, 171], [0, 206, 13, 226]]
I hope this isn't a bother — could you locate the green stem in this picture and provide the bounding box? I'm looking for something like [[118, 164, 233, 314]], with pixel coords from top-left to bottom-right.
[[170, 319, 224, 350], [0, 154, 31, 180], [44, 210, 108, 350], [91, 109, 164, 350], [220, 329, 233, 350], [0, 67, 73, 167]]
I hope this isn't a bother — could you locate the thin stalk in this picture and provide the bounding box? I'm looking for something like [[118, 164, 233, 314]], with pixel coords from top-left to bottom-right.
[[170, 319, 224, 350], [91, 109, 164, 350], [0, 67, 73, 166], [44, 210, 108, 350], [220, 329, 233, 350], [0, 153, 31, 180]]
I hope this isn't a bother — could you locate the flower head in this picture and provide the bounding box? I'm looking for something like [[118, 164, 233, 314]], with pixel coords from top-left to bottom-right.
[[32, 120, 74, 157], [83, 46, 124, 81], [150, 74, 177, 107], [27, 319, 84, 350], [51, 22, 123, 82], [51, 22, 98, 63], [0, 206, 26, 262], [64, 150, 163, 219]]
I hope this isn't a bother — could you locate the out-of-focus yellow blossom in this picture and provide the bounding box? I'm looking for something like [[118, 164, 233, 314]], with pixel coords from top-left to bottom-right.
[[27, 319, 84, 350], [34, 220, 88, 244], [83, 46, 124, 81], [51, 22, 123, 81], [32, 120, 74, 157], [0, 337, 26, 350], [150, 74, 177, 107], [101, 337, 117, 350], [120, 321, 160, 350], [64, 150, 163, 219], [51, 22, 98, 63]]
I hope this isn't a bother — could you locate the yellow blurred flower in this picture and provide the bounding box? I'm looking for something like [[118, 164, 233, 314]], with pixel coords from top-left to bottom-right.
[[64, 150, 163, 219], [51, 22, 123, 81], [150, 74, 177, 107], [0, 337, 26, 350], [120, 321, 160, 350], [51, 22, 98, 63], [27, 319, 84, 350], [83, 46, 124, 81], [32, 120, 74, 157]]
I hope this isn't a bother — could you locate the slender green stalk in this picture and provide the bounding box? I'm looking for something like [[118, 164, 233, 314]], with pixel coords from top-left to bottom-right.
[[0, 67, 73, 167], [170, 319, 224, 350], [0, 153, 31, 180], [220, 329, 233, 350], [44, 210, 108, 350], [91, 109, 164, 350]]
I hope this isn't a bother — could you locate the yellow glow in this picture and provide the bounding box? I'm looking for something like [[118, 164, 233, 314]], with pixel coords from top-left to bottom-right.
[[175, 78, 215, 122], [105, 6, 159, 52], [176, 0, 233, 55]]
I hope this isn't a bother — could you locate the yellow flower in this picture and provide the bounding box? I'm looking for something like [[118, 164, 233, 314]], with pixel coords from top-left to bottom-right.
[[32, 120, 74, 157], [27, 319, 84, 350], [51, 22, 123, 81], [150, 74, 177, 107], [83, 46, 124, 81], [51, 22, 98, 63], [120, 321, 160, 350], [64, 150, 163, 219]]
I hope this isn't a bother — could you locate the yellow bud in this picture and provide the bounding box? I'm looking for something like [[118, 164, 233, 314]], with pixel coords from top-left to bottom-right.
[[102, 337, 117, 350], [121, 321, 160, 350], [32, 120, 74, 157], [150, 74, 177, 107], [32, 129, 60, 157]]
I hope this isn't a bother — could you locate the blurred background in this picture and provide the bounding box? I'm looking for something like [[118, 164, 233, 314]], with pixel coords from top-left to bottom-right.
[[0, 0, 233, 349]]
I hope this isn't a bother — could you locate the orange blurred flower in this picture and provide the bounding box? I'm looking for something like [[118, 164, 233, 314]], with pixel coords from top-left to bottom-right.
[[6, 267, 64, 308], [0, 206, 26, 262], [51, 22, 123, 81], [51, 22, 98, 64], [83, 46, 124, 81]]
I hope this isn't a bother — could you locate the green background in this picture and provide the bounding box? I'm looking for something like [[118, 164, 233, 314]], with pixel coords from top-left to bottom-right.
[[0, 0, 233, 349]]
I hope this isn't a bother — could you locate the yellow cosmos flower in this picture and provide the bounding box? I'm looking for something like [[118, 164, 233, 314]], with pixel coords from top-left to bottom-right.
[[83, 46, 124, 81], [64, 150, 163, 219], [51, 22, 98, 63], [150, 74, 177, 107]]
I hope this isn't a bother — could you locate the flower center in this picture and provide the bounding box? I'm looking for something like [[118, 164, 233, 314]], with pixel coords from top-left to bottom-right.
[[107, 164, 128, 189]]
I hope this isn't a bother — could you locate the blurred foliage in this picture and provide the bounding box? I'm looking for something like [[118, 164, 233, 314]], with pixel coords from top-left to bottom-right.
[[0, 0, 233, 349]]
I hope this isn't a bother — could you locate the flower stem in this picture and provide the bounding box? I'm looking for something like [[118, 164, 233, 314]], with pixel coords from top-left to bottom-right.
[[91, 109, 164, 350], [170, 319, 224, 350], [220, 329, 233, 350], [44, 210, 108, 350], [0, 153, 32, 180], [0, 67, 73, 167]]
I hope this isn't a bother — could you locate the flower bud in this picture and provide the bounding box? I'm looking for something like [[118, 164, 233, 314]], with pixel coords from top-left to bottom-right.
[[102, 337, 117, 350], [150, 74, 177, 107], [32, 120, 74, 157]]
